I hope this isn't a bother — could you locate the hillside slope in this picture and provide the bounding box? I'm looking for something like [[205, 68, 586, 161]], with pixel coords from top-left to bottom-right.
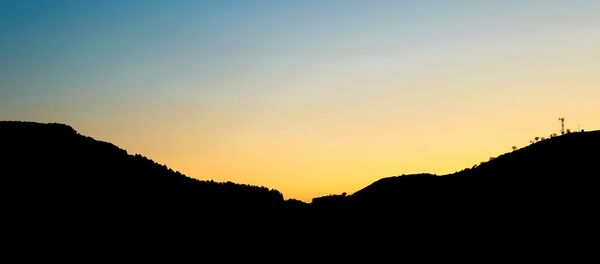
[[0, 121, 284, 216], [2, 121, 597, 252], [315, 131, 600, 221]]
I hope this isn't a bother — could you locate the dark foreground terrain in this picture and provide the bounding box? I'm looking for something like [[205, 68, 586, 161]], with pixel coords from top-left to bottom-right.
[[1, 121, 598, 255]]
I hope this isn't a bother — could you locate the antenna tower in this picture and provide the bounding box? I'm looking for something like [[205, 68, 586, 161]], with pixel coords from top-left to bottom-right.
[[558, 117, 565, 134]]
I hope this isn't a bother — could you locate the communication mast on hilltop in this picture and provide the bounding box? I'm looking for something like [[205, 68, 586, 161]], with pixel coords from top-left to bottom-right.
[[558, 117, 565, 135]]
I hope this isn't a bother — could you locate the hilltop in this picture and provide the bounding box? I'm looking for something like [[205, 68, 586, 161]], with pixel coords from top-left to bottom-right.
[[313, 129, 600, 223], [0, 121, 286, 217], [2, 121, 598, 237], [3, 121, 598, 216]]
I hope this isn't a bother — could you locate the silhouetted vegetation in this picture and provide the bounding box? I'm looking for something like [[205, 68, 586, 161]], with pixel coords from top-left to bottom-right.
[[2, 121, 598, 249], [0, 121, 285, 219], [309, 130, 600, 229], [311, 192, 348, 210]]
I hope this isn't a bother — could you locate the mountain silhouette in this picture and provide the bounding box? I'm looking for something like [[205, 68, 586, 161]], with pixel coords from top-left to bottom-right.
[[4, 121, 599, 215], [0, 121, 287, 219], [319, 130, 599, 205], [312, 130, 599, 235], [2, 121, 598, 253]]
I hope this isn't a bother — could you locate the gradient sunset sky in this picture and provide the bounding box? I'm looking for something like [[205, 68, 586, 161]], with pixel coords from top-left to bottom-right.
[[1, 0, 599, 201]]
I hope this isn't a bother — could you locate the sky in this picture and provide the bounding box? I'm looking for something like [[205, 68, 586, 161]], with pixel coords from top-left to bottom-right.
[[1, 0, 599, 202]]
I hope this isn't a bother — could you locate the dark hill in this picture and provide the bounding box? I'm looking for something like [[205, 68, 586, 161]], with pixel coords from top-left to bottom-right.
[[313, 130, 600, 226], [0, 121, 285, 218], [1, 121, 317, 255], [2, 121, 597, 254]]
